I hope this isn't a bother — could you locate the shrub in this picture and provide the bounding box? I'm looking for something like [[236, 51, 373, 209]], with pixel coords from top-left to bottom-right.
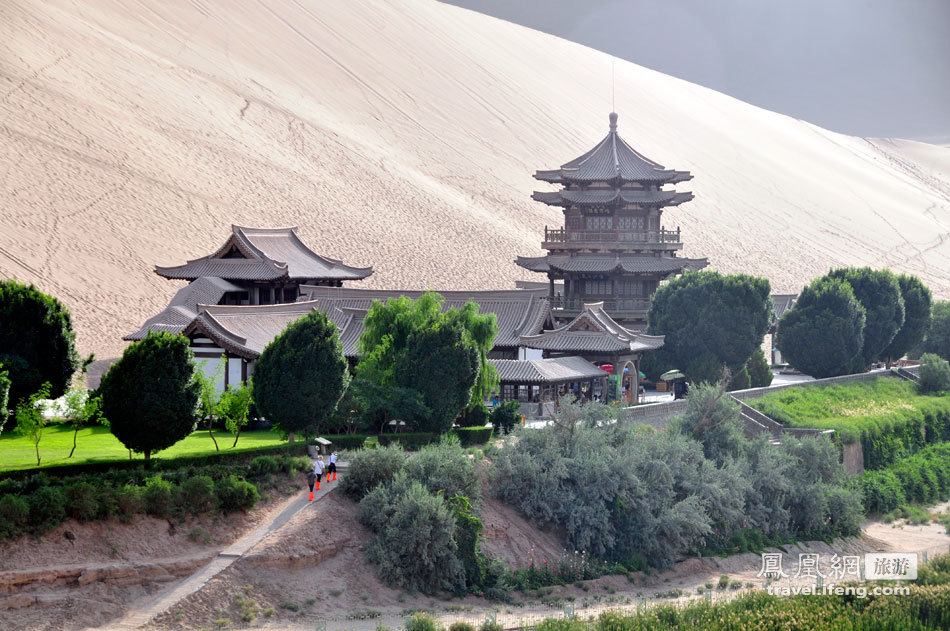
[[404, 435, 480, 503], [729, 366, 750, 391], [366, 482, 464, 594], [29, 486, 66, 533], [490, 400, 521, 435], [377, 432, 439, 449], [115, 484, 144, 521], [478, 621, 503, 631], [65, 480, 100, 522], [405, 612, 443, 631], [179, 475, 218, 514], [0, 494, 29, 539], [920, 353, 950, 393], [248, 455, 280, 477], [746, 348, 773, 388], [339, 443, 406, 500], [216, 475, 260, 512], [143, 476, 177, 517], [323, 434, 370, 450], [449, 623, 475, 631], [456, 404, 489, 428], [454, 426, 494, 446]]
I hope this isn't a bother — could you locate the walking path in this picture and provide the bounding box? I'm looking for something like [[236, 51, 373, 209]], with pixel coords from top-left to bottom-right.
[[101, 474, 341, 630]]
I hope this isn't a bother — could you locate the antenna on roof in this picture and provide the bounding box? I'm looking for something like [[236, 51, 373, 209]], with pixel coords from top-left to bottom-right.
[[611, 57, 615, 112]]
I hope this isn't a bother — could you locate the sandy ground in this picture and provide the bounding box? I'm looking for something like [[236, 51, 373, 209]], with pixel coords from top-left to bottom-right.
[[2, 475, 949, 631], [0, 476, 307, 631], [1, 0, 950, 359]]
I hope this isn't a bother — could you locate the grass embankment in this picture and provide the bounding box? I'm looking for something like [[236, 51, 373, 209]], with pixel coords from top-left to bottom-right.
[[750, 378, 950, 469], [0, 425, 286, 472]]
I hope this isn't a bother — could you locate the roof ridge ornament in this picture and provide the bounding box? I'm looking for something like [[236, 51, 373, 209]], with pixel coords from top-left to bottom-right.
[[609, 112, 618, 132]]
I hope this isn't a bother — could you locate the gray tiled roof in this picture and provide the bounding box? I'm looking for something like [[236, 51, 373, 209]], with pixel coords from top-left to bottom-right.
[[534, 113, 692, 185], [491, 357, 608, 384], [300, 286, 551, 351], [515, 255, 708, 274], [520, 302, 665, 353], [156, 225, 373, 282], [532, 189, 692, 208], [183, 301, 321, 359], [123, 276, 243, 340], [772, 294, 799, 319]]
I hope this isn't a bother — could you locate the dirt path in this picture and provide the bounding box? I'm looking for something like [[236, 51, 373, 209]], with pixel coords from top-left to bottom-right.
[[98, 480, 341, 631]]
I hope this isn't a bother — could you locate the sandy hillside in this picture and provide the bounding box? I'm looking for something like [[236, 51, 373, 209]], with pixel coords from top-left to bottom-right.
[[2, 0, 950, 357]]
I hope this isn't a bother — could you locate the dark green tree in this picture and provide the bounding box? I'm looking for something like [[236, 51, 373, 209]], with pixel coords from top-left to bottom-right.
[[746, 348, 774, 388], [646, 271, 773, 384], [920, 301, 950, 360], [394, 323, 478, 433], [827, 267, 904, 367], [775, 277, 866, 378], [0, 279, 79, 411], [99, 332, 200, 460], [882, 274, 932, 365], [253, 311, 349, 443]]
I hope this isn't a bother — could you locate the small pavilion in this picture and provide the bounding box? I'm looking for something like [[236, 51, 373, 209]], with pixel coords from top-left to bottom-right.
[[519, 301, 664, 403], [490, 356, 609, 405]]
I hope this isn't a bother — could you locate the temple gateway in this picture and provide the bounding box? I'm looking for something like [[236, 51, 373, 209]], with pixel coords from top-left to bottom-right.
[[125, 113, 718, 411]]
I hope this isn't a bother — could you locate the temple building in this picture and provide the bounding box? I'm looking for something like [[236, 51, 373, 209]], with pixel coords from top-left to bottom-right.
[[124, 225, 372, 341], [516, 112, 707, 326]]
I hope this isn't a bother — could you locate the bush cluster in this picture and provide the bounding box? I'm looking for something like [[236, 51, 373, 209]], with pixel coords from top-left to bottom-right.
[[854, 442, 950, 514], [522, 585, 950, 631], [919, 353, 950, 393], [0, 453, 310, 539], [352, 436, 500, 595], [491, 383, 862, 568]]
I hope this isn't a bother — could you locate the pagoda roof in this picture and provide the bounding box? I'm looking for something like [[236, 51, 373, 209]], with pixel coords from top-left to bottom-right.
[[515, 254, 708, 275], [534, 113, 692, 185], [300, 286, 551, 351], [123, 276, 243, 341], [520, 302, 665, 354], [155, 225, 373, 282], [491, 357, 608, 385], [532, 189, 693, 208], [772, 294, 799, 320], [182, 301, 321, 359]]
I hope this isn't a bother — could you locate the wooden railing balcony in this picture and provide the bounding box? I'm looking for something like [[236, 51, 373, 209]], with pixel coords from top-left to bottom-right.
[[551, 296, 652, 313], [544, 226, 681, 245]]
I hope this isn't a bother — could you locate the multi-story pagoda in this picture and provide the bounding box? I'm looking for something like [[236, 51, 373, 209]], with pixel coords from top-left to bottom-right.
[[516, 113, 707, 326]]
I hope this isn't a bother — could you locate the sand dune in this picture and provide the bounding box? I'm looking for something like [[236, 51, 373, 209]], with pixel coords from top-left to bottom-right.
[[2, 0, 949, 357]]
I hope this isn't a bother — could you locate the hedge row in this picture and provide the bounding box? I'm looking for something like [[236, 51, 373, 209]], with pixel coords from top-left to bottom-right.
[[750, 378, 950, 469], [855, 442, 950, 514], [0, 442, 311, 481], [0, 454, 310, 540]]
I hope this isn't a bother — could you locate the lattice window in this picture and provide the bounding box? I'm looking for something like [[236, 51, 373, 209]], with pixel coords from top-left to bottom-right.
[[616, 215, 645, 230], [585, 215, 612, 230], [585, 280, 612, 296], [616, 280, 645, 297]]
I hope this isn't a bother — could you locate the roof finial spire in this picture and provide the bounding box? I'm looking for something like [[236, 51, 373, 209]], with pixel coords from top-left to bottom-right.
[[609, 111, 618, 132]]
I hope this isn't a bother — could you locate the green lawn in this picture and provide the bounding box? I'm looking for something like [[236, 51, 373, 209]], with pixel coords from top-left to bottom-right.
[[750, 377, 950, 445], [0, 424, 288, 472]]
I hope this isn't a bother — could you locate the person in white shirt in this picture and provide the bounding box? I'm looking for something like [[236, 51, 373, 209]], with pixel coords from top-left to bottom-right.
[[327, 452, 338, 481], [313, 456, 325, 492]]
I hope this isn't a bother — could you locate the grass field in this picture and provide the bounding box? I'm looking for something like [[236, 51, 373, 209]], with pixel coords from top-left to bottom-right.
[[0, 424, 287, 471], [750, 377, 950, 443]]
